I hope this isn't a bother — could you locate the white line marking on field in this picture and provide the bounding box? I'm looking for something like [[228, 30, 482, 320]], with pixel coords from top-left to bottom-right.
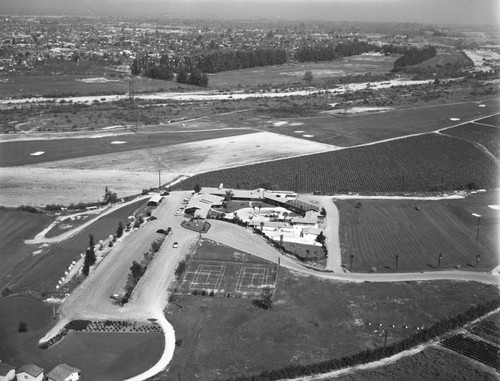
[[110, 141, 127, 144], [303, 134, 315, 138], [236, 267, 269, 293], [189, 264, 225, 290], [479, 104, 486, 107], [30, 151, 45, 156], [450, 117, 460, 121], [294, 130, 305, 133]]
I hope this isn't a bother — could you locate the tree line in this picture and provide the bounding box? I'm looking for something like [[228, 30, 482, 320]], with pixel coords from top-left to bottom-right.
[[393, 46, 437, 70], [222, 297, 500, 381], [131, 41, 436, 86]]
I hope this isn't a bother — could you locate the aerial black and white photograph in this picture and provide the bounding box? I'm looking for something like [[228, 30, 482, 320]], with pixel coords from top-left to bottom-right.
[[0, 0, 499, 380]]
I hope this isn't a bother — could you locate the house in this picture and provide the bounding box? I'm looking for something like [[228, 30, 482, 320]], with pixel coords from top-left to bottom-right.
[[184, 193, 224, 218], [46, 364, 81, 381], [0, 363, 15, 381], [16, 364, 44, 381]]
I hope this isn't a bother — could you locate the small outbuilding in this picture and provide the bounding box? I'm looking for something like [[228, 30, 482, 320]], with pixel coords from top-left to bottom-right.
[[16, 364, 44, 381], [0, 363, 16, 381], [147, 194, 163, 206], [46, 364, 81, 381]]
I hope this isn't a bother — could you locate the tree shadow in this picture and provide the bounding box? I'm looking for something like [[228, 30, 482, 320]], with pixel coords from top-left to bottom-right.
[[385, 265, 392, 270], [427, 264, 435, 269], [466, 263, 475, 268]]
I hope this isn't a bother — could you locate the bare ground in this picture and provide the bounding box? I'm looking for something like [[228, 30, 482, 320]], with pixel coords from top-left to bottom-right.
[[0, 132, 335, 207]]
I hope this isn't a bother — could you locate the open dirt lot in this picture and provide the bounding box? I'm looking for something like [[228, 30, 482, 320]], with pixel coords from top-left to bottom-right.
[[337, 191, 499, 273], [0, 131, 335, 207]]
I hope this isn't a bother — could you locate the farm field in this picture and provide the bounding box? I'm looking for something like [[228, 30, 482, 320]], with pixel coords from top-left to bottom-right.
[[176, 133, 499, 193], [177, 239, 278, 297], [1, 199, 146, 293], [0, 296, 163, 381], [336, 192, 499, 273], [440, 334, 500, 372], [0, 73, 194, 99], [261, 98, 499, 146], [0, 209, 54, 291], [0, 128, 257, 167], [443, 122, 500, 158], [159, 266, 499, 381], [333, 346, 498, 381], [208, 54, 397, 88], [469, 312, 500, 346]]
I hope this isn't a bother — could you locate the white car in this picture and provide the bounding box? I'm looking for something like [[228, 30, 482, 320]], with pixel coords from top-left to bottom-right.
[[173, 242, 179, 248]]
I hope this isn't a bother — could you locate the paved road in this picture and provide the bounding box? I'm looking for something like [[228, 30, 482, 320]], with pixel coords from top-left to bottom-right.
[[42, 191, 194, 337], [296, 194, 342, 272]]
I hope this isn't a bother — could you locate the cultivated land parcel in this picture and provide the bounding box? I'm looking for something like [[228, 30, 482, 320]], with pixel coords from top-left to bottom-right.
[[1, 25, 500, 381]]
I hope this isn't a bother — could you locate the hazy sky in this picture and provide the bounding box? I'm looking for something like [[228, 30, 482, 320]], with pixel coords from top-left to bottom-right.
[[1, 0, 499, 26]]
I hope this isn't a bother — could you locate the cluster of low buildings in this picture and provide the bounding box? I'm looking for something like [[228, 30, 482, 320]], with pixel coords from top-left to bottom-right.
[[0, 362, 80, 381], [185, 186, 325, 249]]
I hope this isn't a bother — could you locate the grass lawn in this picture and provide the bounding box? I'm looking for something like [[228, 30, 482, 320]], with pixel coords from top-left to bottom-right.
[[333, 346, 498, 381], [4, 199, 147, 293], [181, 219, 211, 233], [0, 73, 195, 99], [0, 209, 53, 290], [279, 241, 326, 261], [0, 128, 257, 167], [0, 296, 163, 381], [337, 193, 499, 273], [261, 98, 499, 147], [156, 267, 498, 380], [208, 55, 397, 89]]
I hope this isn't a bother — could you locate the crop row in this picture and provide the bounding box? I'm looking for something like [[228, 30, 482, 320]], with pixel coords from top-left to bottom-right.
[[176, 134, 498, 194], [444, 123, 500, 159], [440, 334, 500, 371]]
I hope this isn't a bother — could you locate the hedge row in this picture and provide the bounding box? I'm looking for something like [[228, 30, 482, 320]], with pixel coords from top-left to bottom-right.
[[222, 298, 500, 381]]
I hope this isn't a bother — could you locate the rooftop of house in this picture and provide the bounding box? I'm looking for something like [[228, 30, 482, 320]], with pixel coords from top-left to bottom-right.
[[46, 364, 81, 381], [17, 364, 44, 377], [0, 363, 16, 376]]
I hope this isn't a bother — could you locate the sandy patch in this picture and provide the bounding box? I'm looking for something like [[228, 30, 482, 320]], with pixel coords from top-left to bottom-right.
[[327, 106, 394, 115], [289, 122, 304, 126], [110, 141, 127, 145], [479, 104, 486, 108], [450, 117, 461, 121], [32, 249, 43, 255], [294, 130, 305, 133], [303, 134, 315, 137], [1, 132, 336, 207], [272, 121, 288, 127], [488, 205, 500, 210], [77, 77, 120, 83], [30, 151, 45, 156]]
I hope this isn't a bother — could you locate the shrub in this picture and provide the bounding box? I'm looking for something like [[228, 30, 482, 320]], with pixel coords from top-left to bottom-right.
[[18, 321, 27, 332]]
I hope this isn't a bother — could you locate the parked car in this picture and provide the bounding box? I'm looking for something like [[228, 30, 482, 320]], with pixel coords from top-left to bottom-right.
[[173, 242, 178, 248]]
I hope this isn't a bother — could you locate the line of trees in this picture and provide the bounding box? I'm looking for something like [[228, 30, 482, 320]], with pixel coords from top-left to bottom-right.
[[224, 297, 500, 381], [295, 40, 378, 62], [393, 46, 437, 70]]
